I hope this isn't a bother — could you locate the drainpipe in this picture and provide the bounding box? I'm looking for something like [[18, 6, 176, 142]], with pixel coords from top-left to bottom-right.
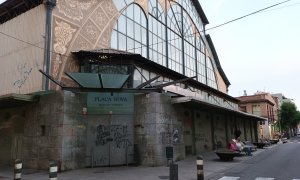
[[44, 0, 56, 90]]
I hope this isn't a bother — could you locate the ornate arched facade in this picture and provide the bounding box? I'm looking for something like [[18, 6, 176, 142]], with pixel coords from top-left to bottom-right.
[[51, 0, 223, 92], [0, 0, 265, 170]]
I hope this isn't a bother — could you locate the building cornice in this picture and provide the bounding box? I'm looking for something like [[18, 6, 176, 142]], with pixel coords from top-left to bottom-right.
[[0, 0, 43, 24]]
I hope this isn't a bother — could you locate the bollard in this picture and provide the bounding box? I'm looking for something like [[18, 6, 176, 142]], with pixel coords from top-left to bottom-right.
[[197, 156, 204, 180], [169, 162, 178, 180], [49, 161, 58, 180], [14, 159, 22, 180]]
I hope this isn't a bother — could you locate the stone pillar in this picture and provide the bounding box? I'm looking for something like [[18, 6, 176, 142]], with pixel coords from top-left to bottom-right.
[[134, 93, 184, 166]]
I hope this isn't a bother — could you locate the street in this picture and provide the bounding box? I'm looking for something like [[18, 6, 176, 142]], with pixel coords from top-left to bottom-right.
[[208, 136, 300, 180], [1, 137, 300, 180]]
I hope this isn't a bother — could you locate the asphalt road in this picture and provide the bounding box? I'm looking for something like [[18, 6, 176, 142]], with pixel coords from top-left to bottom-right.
[[210, 136, 300, 180]]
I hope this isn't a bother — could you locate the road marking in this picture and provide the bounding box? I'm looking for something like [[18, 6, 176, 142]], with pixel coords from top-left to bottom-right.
[[218, 177, 240, 180], [218, 176, 300, 180]]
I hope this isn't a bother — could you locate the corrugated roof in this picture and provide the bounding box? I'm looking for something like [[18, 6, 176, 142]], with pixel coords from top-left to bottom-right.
[[172, 96, 267, 121]]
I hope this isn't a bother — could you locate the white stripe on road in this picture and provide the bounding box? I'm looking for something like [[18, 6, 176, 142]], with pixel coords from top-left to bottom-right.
[[219, 176, 240, 180], [218, 177, 300, 180]]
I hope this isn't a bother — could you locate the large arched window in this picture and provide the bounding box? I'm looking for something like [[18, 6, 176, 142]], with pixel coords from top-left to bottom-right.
[[196, 36, 206, 84], [207, 57, 218, 89], [148, 0, 166, 66], [182, 12, 196, 78], [167, 4, 183, 74], [111, 4, 147, 57], [110, 0, 218, 90]]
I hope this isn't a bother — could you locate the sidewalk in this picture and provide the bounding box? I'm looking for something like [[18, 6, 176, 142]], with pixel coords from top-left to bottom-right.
[[0, 144, 278, 180]]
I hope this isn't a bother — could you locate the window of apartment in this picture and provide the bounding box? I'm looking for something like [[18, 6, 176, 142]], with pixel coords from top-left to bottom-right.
[[252, 105, 261, 116], [240, 106, 246, 112]]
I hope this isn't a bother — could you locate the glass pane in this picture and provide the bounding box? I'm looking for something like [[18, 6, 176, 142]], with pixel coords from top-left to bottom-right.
[[118, 15, 126, 34], [127, 37, 134, 52], [110, 30, 118, 49], [126, 5, 134, 19], [127, 19, 134, 38], [119, 33, 126, 50], [134, 24, 141, 42]]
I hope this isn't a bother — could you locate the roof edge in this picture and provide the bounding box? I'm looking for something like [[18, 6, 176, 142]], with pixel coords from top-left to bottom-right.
[[205, 34, 231, 86], [190, 0, 209, 25]]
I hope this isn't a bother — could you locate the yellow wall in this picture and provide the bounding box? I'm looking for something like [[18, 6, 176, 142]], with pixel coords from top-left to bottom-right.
[[215, 70, 228, 94]]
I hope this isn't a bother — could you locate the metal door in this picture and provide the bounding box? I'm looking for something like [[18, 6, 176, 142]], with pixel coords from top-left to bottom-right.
[[87, 122, 133, 166]]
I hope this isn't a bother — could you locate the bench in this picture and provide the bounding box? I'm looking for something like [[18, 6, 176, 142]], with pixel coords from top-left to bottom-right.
[[269, 139, 279, 144], [215, 150, 240, 161], [282, 138, 288, 144], [252, 142, 266, 149]]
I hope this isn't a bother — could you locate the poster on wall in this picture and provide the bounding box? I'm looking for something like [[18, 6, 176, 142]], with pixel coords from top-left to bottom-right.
[[87, 92, 134, 114]]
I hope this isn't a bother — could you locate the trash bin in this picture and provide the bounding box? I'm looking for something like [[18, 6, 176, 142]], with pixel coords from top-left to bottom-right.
[[166, 146, 173, 160]]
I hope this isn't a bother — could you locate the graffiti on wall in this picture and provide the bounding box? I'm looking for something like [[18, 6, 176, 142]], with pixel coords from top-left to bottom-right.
[[160, 129, 181, 144], [94, 125, 132, 148], [93, 155, 108, 165], [13, 63, 32, 88], [195, 133, 206, 142]]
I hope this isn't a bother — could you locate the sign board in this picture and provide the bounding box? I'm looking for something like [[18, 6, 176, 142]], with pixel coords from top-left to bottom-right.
[[87, 92, 134, 114]]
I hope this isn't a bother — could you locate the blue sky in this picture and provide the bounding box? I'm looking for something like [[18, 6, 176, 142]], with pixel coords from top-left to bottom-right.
[[0, 0, 299, 108], [200, 0, 300, 108]]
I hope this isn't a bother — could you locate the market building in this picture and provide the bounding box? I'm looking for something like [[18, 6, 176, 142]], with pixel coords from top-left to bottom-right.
[[0, 0, 266, 170]]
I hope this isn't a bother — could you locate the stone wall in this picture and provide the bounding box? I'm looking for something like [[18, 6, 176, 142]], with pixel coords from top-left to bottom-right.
[[23, 91, 64, 169], [194, 111, 213, 153], [60, 91, 87, 170], [213, 114, 226, 149], [0, 91, 88, 170], [0, 106, 26, 164], [134, 92, 184, 166]]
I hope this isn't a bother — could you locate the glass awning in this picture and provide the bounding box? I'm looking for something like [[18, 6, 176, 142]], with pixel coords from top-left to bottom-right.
[[65, 72, 130, 89]]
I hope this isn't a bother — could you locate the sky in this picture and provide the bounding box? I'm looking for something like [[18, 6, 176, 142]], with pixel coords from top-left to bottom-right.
[[200, 0, 300, 108], [0, 0, 299, 108]]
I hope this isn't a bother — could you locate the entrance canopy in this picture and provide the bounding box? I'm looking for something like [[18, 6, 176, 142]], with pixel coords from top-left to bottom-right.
[[65, 72, 130, 89]]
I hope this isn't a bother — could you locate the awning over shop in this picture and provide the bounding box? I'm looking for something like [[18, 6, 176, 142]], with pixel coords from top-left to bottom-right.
[[0, 93, 37, 109], [171, 96, 267, 121]]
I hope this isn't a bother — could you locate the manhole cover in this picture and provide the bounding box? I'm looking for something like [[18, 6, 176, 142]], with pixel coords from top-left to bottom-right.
[[158, 176, 169, 179]]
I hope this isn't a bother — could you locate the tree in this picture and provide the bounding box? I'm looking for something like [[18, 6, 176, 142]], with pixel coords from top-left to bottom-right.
[[280, 102, 300, 131]]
